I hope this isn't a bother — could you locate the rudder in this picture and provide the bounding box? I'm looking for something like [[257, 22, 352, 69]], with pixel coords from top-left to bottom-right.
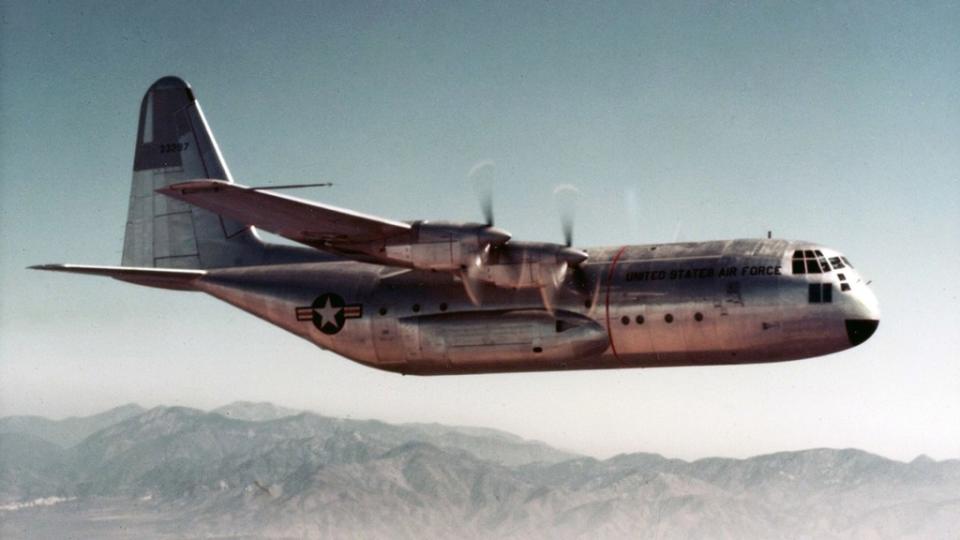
[[122, 76, 264, 268]]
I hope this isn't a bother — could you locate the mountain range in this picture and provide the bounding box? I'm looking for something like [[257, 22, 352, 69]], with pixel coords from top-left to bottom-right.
[[1, 402, 957, 539]]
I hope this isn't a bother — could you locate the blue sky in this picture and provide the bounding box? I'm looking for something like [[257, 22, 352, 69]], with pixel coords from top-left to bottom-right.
[[1, 1, 958, 461]]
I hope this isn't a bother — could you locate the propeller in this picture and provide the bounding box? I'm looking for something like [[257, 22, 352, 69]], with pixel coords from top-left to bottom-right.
[[459, 172, 594, 312], [554, 184, 579, 247], [461, 244, 489, 306], [538, 260, 568, 313], [469, 161, 496, 226], [461, 161, 506, 305], [552, 184, 591, 301], [479, 184, 590, 314]]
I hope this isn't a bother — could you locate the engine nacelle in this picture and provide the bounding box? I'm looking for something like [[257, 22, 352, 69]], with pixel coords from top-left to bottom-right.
[[478, 242, 588, 289], [383, 221, 510, 271]]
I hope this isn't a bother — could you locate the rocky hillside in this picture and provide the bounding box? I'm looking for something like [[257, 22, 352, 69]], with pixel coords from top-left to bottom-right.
[[1, 403, 957, 539], [0, 404, 145, 448]]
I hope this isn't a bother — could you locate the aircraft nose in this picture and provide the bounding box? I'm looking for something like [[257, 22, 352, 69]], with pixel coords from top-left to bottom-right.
[[845, 285, 879, 346], [845, 319, 879, 346]]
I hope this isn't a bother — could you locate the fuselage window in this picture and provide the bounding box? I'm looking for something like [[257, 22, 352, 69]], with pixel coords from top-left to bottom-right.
[[841, 283, 851, 292], [635, 315, 645, 324], [694, 312, 704, 322], [665, 314, 674, 323], [621, 316, 630, 325]]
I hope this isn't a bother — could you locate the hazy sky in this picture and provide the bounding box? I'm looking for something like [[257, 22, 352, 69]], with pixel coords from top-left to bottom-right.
[[1, 1, 958, 461]]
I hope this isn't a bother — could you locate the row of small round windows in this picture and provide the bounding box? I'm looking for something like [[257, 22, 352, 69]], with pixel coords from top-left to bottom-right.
[[377, 303, 444, 316], [376, 304, 707, 324], [619, 312, 704, 325]]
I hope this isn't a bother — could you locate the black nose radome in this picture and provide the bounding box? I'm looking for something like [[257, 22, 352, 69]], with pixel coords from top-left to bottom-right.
[[846, 319, 879, 346]]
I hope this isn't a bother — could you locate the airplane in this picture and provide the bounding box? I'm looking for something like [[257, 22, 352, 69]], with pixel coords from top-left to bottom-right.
[[32, 76, 880, 375]]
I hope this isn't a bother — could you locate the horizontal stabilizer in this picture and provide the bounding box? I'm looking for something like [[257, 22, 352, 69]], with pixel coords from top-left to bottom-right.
[[30, 264, 205, 291]]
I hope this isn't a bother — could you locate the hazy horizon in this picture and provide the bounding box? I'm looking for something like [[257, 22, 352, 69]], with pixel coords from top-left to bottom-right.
[[3, 399, 955, 464]]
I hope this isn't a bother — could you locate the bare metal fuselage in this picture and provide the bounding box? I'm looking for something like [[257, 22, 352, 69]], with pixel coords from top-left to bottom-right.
[[35, 77, 879, 375], [193, 238, 879, 375]]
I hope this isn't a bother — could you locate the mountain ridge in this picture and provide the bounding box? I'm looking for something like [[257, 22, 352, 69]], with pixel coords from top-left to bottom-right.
[[1, 403, 957, 539], [0, 404, 146, 449]]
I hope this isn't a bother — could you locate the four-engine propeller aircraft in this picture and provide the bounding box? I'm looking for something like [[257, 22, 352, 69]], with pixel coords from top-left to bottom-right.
[[32, 77, 879, 375]]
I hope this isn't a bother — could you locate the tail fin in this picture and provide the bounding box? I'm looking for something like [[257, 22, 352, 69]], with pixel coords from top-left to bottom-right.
[[122, 76, 264, 268]]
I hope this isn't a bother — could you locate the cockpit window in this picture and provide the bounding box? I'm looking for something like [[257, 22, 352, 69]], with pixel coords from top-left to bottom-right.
[[792, 248, 849, 275], [793, 248, 830, 275]]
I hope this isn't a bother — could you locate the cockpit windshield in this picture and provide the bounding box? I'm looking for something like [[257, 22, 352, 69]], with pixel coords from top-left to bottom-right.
[[791, 249, 845, 275]]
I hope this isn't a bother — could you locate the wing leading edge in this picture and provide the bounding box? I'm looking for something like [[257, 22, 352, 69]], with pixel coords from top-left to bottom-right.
[[157, 180, 412, 259]]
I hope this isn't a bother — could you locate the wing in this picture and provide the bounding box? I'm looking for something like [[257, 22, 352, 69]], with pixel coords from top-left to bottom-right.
[[156, 180, 412, 253]]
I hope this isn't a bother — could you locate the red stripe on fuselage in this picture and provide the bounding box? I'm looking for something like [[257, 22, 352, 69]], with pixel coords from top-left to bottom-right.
[[604, 246, 628, 361]]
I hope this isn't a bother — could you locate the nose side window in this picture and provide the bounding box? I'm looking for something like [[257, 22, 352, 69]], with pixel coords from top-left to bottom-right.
[[808, 283, 833, 303], [808, 283, 821, 302]]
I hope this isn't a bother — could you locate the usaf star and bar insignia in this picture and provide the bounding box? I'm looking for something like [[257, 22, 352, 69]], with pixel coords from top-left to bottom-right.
[[295, 293, 363, 335]]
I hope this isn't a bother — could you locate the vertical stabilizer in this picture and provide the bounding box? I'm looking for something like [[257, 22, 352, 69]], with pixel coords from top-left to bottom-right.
[[122, 76, 264, 268]]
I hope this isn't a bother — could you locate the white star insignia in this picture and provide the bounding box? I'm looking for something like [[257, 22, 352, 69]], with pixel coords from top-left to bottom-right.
[[314, 297, 342, 330]]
